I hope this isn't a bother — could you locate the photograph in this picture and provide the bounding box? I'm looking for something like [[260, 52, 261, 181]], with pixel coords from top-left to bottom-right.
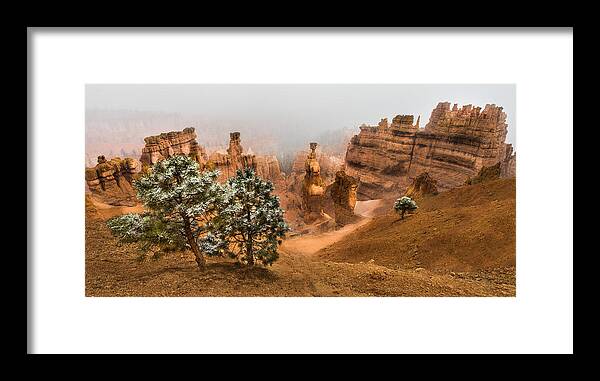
[[29, 28, 572, 354], [85, 84, 516, 297]]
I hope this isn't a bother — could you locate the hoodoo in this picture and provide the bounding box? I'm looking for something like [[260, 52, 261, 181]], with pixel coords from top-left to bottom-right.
[[301, 142, 334, 227], [208, 131, 283, 183]]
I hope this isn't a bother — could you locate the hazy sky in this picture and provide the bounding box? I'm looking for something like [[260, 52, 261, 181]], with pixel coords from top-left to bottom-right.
[[86, 84, 516, 148]]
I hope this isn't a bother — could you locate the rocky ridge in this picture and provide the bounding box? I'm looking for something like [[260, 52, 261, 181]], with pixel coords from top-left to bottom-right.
[[345, 102, 516, 199], [139, 127, 208, 168]]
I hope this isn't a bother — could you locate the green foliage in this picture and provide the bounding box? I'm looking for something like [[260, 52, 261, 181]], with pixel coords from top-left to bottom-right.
[[107, 155, 225, 262], [106, 156, 289, 268], [394, 196, 418, 219], [106, 213, 187, 253], [211, 168, 289, 266]]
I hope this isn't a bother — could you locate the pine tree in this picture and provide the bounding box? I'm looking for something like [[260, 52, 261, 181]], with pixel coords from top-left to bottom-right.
[[394, 196, 418, 219], [213, 168, 289, 266], [106, 155, 225, 269]]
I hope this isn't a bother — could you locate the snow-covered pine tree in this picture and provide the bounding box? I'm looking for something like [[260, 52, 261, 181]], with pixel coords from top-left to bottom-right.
[[214, 168, 289, 266], [394, 196, 418, 219], [106, 155, 225, 269]]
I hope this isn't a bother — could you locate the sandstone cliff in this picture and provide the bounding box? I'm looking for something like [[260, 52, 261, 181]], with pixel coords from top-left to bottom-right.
[[345, 102, 516, 199], [85, 155, 141, 206], [139, 127, 208, 168]]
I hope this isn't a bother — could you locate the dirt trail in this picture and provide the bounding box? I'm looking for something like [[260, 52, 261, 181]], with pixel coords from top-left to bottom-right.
[[281, 218, 371, 256], [280, 199, 383, 256]]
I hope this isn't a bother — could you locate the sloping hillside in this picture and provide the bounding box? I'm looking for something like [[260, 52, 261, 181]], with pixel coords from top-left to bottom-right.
[[85, 185, 515, 296], [318, 178, 516, 274]]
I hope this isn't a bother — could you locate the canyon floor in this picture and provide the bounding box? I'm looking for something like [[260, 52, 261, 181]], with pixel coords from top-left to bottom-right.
[[85, 178, 516, 297]]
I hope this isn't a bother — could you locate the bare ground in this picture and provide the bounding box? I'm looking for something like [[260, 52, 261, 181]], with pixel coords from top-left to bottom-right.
[[85, 181, 516, 297]]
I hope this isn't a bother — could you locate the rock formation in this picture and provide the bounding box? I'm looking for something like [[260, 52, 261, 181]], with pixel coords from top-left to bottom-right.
[[138, 128, 283, 185], [286, 147, 343, 194], [345, 102, 516, 199], [404, 172, 439, 198], [255, 154, 283, 182], [328, 170, 359, 226], [500, 144, 516, 178], [208, 132, 283, 183], [301, 143, 334, 227], [466, 162, 501, 185], [85, 155, 141, 206], [139, 127, 208, 168]]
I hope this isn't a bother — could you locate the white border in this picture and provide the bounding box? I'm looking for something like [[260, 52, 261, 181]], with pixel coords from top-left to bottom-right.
[[30, 29, 573, 354]]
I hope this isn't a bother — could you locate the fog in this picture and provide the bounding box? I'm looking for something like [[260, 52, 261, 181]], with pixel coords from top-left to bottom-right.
[[86, 84, 516, 166]]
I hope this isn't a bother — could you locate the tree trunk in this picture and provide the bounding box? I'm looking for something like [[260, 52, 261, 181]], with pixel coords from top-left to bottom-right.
[[183, 218, 205, 270], [247, 237, 254, 266], [401, 209, 405, 219], [190, 238, 206, 269], [246, 208, 254, 266]]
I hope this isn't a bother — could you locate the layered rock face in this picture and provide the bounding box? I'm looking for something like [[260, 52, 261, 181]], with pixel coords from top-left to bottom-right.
[[208, 132, 283, 183], [404, 172, 439, 198], [139, 127, 208, 167], [328, 170, 359, 226], [85, 155, 141, 206], [138, 129, 283, 184], [345, 102, 516, 199]]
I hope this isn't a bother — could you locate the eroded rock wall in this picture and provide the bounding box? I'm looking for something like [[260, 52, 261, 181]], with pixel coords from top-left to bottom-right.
[[85, 155, 141, 206], [345, 102, 516, 199], [328, 170, 359, 226], [139, 127, 208, 168]]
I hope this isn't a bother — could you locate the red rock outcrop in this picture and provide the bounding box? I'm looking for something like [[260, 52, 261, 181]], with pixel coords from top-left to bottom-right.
[[328, 170, 359, 226], [286, 148, 343, 193], [404, 172, 439, 198], [139, 127, 208, 168], [500, 144, 516, 178], [280, 145, 344, 231], [301, 143, 326, 221], [466, 162, 501, 185], [345, 102, 516, 199], [85, 155, 141, 206], [208, 132, 283, 183], [300, 143, 334, 228], [255, 154, 283, 182]]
